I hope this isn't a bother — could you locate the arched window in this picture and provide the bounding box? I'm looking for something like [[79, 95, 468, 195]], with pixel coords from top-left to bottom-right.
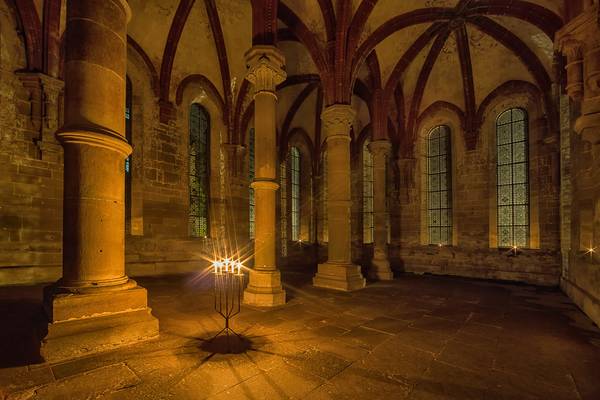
[[363, 139, 374, 244], [189, 104, 210, 238], [125, 77, 132, 234], [248, 128, 255, 240], [427, 125, 452, 245], [496, 108, 529, 248], [290, 147, 301, 241], [280, 160, 287, 256]]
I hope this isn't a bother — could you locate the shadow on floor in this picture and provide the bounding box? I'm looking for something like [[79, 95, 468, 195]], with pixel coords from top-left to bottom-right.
[[0, 297, 47, 368], [199, 333, 253, 354]]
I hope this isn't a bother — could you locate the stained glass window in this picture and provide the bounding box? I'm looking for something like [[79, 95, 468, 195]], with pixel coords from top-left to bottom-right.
[[363, 139, 374, 244], [280, 161, 287, 256], [189, 104, 210, 238], [427, 125, 452, 245], [248, 128, 255, 240], [496, 108, 529, 248], [125, 77, 132, 234], [290, 147, 301, 241]]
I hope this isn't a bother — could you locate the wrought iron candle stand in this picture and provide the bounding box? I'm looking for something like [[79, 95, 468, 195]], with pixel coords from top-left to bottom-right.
[[210, 259, 245, 350]]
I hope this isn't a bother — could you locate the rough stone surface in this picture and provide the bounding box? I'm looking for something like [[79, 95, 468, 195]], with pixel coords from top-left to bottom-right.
[[1, 271, 599, 399]]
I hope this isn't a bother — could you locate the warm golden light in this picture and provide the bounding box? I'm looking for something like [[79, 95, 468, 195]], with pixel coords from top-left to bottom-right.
[[585, 247, 596, 262], [212, 257, 245, 276]]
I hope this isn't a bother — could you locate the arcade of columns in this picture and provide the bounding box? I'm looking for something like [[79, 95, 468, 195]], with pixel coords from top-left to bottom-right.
[[40, 0, 600, 360]]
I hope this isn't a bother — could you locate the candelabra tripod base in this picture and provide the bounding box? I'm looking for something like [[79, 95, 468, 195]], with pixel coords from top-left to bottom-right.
[[204, 323, 249, 354]]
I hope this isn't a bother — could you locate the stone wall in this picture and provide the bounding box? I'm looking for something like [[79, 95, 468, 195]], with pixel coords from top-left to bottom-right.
[[389, 85, 562, 286], [0, 4, 63, 285]]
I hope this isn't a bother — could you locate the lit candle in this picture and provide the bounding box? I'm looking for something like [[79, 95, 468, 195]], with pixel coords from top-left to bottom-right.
[[237, 262, 242, 275]]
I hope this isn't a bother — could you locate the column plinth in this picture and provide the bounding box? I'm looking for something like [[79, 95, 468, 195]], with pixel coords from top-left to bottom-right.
[[41, 0, 158, 362], [243, 46, 286, 307], [313, 105, 366, 291], [368, 140, 393, 280]]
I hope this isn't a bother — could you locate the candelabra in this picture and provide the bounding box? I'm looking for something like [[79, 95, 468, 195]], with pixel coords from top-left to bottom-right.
[[210, 258, 245, 348]]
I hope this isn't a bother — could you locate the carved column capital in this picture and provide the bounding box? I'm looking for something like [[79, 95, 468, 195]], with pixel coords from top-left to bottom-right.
[[556, 5, 600, 104], [245, 45, 286, 94], [558, 37, 583, 59], [321, 104, 355, 140], [368, 139, 392, 157]]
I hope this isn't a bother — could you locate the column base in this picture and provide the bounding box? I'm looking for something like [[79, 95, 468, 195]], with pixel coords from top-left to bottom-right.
[[243, 270, 286, 307], [313, 262, 366, 291], [41, 281, 159, 363], [369, 258, 394, 281]]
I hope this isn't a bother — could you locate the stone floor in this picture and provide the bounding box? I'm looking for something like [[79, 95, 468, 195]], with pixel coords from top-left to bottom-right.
[[1, 271, 600, 399]]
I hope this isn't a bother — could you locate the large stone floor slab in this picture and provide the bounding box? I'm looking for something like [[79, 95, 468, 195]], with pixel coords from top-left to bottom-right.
[[1, 271, 599, 399]]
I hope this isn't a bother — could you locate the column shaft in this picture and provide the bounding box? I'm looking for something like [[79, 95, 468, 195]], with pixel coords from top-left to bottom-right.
[[369, 140, 393, 280], [60, 0, 131, 287], [253, 93, 278, 270], [42, 0, 158, 362], [243, 46, 286, 306], [313, 105, 366, 291], [327, 135, 353, 263]]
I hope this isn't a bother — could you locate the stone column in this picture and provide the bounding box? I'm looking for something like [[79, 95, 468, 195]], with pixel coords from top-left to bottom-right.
[[243, 46, 286, 306], [313, 105, 366, 291], [556, 4, 600, 326], [42, 0, 158, 362], [368, 140, 393, 280]]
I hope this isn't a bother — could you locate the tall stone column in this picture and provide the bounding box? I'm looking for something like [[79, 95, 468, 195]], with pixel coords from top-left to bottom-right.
[[314, 105, 366, 291], [368, 140, 393, 280], [243, 46, 286, 306], [557, 4, 600, 326], [42, 0, 158, 362]]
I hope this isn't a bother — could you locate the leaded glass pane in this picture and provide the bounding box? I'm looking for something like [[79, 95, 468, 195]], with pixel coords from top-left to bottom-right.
[[499, 226, 512, 248], [427, 126, 452, 245], [513, 142, 526, 163], [498, 165, 512, 185], [430, 227, 440, 244], [498, 185, 512, 206], [497, 110, 512, 125], [290, 147, 301, 241], [498, 144, 512, 165], [496, 108, 529, 248], [497, 124, 511, 145], [514, 226, 528, 247], [189, 104, 210, 238], [512, 108, 526, 121], [514, 205, 528, 225], [428, 157, 439, 174], [439, 155, 447, 173], [429, 192, 440, 209], [513, 163, 527, 184], [513, 184, 527, 205], [429, 174, 440, 191], [280, 161, 287, 255], [513, 121, 526, 141], [498, 206, 513, 225], [429, 139, 440, 156]]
